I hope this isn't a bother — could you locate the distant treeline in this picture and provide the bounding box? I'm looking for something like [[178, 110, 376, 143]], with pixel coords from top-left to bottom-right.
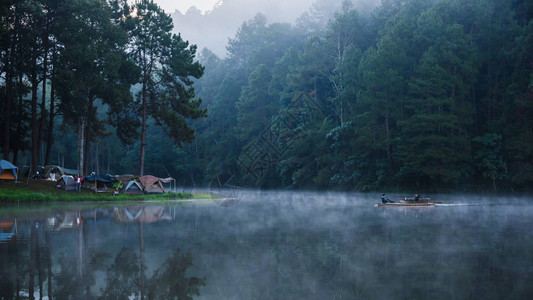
[[1, 0, 532, 192]]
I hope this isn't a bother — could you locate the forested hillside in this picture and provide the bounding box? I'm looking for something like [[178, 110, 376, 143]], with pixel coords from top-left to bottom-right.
[[1, 0, 532, 192], [192, 0, 532, 191]]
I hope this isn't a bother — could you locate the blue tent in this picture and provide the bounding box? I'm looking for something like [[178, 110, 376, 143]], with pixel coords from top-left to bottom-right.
[[0, 160, 18, 181], [84, 174, 114, 182]]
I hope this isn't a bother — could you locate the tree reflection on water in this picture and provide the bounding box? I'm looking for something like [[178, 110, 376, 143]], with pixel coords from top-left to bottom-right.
[[0, 206, 205, 299], [1, 193, 532, 299]]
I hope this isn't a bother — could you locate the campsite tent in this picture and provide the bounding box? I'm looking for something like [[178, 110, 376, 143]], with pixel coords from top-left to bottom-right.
[[57, 175, 77, 191], [138, 175, 168, 194], [123, 181, 144, 195], [0, 160, 18, 181], [116, 174, 137, 186], [44, 165, 78, 180], [82, 174, 115, 192]]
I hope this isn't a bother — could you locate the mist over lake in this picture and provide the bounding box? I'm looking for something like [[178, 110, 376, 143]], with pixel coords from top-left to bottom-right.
[[1, 191, 532, 299]]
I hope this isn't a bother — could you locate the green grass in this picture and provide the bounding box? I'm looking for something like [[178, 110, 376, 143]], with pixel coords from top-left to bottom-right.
[[0, 179, 204, 202]]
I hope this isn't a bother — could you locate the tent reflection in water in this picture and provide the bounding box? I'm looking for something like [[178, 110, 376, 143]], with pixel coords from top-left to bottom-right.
[[0, 220, 17, 242], [113, 206, 171, 223], [0, 159, 18, 181]]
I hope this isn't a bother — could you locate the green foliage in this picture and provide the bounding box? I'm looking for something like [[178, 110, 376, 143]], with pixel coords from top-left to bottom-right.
[[472, 133, 506, 190], [178, 0, 532, 191], [2, 0, 532, 192], [236, 64, 277, 141], [125, 0, 206, 175]]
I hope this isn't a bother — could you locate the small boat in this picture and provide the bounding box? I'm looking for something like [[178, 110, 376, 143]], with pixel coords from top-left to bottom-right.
[[374, 202, 436, 207], [402, 197, 432, 202]]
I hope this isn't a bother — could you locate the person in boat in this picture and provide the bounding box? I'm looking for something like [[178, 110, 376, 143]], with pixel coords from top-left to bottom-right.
[[414, 194, 421, 202], [381, 194, 394, 203]]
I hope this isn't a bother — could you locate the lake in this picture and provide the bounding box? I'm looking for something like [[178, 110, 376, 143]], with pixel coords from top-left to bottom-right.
[[1, 191, 532, 299]]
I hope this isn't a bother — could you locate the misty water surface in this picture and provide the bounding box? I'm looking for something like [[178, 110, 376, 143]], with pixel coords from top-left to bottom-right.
[[1, 191, 532, 299]]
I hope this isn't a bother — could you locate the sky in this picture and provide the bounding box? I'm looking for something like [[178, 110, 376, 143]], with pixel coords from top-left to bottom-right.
[[168, 0, 321, 56], [150, 0, 221, 14], [124, 0, 318, 56], [131, 1, 376, 57]]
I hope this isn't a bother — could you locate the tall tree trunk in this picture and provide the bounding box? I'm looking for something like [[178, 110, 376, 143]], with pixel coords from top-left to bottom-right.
[[78, 117, 86, 177], [31, 66, 39, 174], [14, 74, 24, 167], [139, 77, 148, 176], [95, 142, 99, 175], [38, 36, 48, 165], [13, 151, 19, 167], [84, 121, 90, 177], [3, 49, 12, 160], [83, 100, 94, 176], [44, 62, 55, 166]]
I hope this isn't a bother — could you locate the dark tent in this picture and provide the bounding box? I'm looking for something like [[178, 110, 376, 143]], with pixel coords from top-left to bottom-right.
[[0, 160, 18, 181], [82, 174, 114, 192], [123, 181, 144, 195]]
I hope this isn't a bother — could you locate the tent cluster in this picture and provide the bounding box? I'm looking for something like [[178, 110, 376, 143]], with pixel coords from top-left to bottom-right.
[[115, 175, 175, 195], [60, 173, 174, 194], [0, 159, 174, 195]]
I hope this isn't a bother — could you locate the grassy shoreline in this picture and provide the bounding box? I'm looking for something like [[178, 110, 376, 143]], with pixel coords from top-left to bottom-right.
[[0, 179, 207, 202]]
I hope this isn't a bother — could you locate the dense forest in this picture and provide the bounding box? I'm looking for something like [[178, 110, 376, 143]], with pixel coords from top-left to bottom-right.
[[1, 0, 532, 192]]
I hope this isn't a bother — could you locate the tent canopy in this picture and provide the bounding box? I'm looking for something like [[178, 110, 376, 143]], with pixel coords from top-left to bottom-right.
[[45, 165, 78, 179], [138, 175, 168, 194], [0, 160, 18, 181], [116, 174, 136, 186], [123, 181, 144, 194], [82, 174, 115, 192], [57, 175, 77, 191], [84, 174, 114, 183]]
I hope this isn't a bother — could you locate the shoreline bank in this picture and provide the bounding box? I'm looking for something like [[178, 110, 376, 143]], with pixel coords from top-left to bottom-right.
[[0, 179, 206, 202]]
